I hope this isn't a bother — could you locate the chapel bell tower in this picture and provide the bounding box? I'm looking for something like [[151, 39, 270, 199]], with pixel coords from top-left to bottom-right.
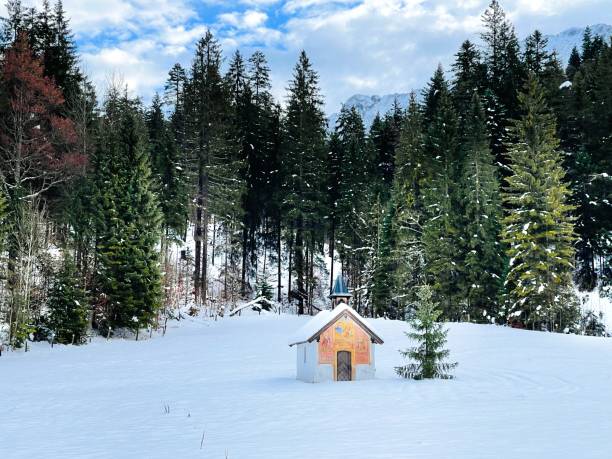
[[329, 275, 352, 308]]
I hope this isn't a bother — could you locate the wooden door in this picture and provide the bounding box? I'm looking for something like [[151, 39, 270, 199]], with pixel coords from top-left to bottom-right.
[[336, 351, 352, 381]]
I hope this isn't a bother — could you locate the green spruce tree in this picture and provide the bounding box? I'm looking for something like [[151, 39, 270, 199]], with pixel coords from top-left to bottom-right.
[[452, 40, 486, 126], [370, 100, 402, 194], [371, 196, 397, 317], [390, 94, 426, 317], [281, 51, 328, 314], [146, 94, 189, 240], [184, 31, 230, 304], [394, 93, 426, 210], [501, 76, 578, 331], [565, 38, 612, 294], [164, 63, 188, 151], [47, 0, 82, 98], [480, 0, 526, 164], [421, 69, 462, 320], [566, 46, 581, 81], [94, 90, 163, 334], [395, 285, 457, 380], [46, 254, 89, 344], [459, 93, 504, 322]]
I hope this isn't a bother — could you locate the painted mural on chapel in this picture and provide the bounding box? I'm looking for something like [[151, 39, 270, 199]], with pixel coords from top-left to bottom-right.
[[318, 314, 370, 365]]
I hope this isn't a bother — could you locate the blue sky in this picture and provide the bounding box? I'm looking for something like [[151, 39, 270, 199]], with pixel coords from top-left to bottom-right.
[[7, 0, 612, 112]]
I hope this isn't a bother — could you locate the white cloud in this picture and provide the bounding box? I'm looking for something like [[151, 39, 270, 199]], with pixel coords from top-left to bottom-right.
[[273, 0, 480, 109], [263, 0, 611, 111], [219, 10, 268, 29], [283, 0, 363, 14], [81, 44, 156, 97], [3, 0, 610, 112], [161, 24, 210, 47], [240, 0, 281, 5], [513, 0, 598, 16]]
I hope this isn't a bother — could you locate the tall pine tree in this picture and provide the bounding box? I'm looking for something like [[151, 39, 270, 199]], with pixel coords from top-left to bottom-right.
[[480, 0, 526, 164], [501, 76, 577, 331], [93, 90, 163, 333], [459, 93, 504, 322], [146, 94, 189, 241], [421, 69, 462, 320], [390, 93, 427, 317], [184, 31, 228, 304], [281, 51, 327, 314]]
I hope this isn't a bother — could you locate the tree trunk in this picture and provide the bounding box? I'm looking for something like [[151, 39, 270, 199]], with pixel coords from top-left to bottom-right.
[[305, 243, 310, 315], [194, 165, 204, 305], [309, 240, 314, 315], [287, 232, 293, 304], [277, 219, 282, 303], [211, 216, 216, 266], [241, 225, 248, 297], [329, 220, 335, 294], [6, 241, 18, 347], [201, 209, 208, 305], [295, 220, 304, 315], [224, 228, 229, 299]]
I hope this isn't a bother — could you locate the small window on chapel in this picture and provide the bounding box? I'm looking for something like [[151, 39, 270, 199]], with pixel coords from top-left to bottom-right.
[[303, 346, 307, 363]]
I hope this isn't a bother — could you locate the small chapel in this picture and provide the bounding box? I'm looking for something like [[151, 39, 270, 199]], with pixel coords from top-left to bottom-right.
[[288, 276, 384, 383]]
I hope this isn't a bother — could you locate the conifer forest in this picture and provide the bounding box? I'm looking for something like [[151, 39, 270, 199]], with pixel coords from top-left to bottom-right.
[[1, 0, 611, 352]]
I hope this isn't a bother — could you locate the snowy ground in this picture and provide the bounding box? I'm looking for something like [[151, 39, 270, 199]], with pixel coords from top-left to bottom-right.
[[2, 312, 612, 459]]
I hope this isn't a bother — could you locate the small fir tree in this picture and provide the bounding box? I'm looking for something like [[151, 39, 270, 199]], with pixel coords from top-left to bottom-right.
[[255, 277, 274, 301], [580, 310, 606, 337], [395, 285, 457, 380], [46, 255, 89, 344]]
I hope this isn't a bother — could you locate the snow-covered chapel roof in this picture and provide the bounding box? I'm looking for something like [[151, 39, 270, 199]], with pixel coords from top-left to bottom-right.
[[288, 303, 384, 346]]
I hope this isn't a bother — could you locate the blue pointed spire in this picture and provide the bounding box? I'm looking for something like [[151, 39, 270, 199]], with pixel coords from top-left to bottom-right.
[[330, 275, 351, 298]]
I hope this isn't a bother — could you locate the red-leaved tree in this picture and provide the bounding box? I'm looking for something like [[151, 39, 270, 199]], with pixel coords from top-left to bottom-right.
[[0, 32, 84, 200]]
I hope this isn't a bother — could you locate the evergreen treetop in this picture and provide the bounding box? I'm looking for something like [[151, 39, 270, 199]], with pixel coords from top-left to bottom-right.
[[566, 46, 581, 81], [452, 40, 486, 120]]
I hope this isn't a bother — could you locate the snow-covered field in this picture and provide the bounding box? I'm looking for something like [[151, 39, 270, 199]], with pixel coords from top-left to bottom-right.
[[2, 313, 612, 459]]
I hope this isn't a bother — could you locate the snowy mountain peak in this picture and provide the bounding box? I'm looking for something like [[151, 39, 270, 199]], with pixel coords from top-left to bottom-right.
[[329, 93, 412, 130], [331, 24, 612, 129], [545, 23, 612, 65]]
